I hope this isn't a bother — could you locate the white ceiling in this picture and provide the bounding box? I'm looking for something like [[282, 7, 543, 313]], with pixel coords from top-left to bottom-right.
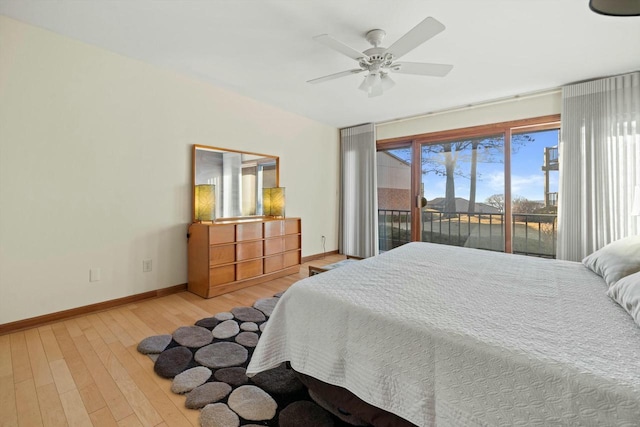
[[1, 0, 639, 128]]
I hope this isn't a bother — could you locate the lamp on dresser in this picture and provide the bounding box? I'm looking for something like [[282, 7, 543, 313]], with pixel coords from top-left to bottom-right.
[[263, 187, 286, 217], [194, 184, 216, 222]]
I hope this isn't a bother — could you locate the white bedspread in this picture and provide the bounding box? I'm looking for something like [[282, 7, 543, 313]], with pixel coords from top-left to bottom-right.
[[246, 242, 640, 426]]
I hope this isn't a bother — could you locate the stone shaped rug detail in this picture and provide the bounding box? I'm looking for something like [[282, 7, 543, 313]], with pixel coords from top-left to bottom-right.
[[138, 293, 368, 427]]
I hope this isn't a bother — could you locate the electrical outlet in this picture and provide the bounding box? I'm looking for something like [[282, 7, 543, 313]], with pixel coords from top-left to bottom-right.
[[90, 268, 101, 282], [143, 259, 152, 273]]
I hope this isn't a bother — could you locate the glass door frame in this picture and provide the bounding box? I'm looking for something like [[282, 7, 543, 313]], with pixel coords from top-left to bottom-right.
[[377, 114, 560, 253]]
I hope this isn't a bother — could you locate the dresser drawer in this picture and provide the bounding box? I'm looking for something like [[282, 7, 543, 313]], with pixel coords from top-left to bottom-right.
[[284, 219, 300, 235], [236, 241, 263, 261], [283, 250, 300, 267], [210, 244, 235, 266], [264, 237, 284, 256], [264, 254, 284, 273], [284, 234, 300, 251], [210, 265, 235, 286], [264, 220, 284, 237], [237, 222, 262, 241], [236, 259, 263, 280], [209, 224, 235, 244]]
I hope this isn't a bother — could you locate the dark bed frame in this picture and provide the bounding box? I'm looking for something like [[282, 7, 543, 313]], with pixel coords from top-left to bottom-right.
[[295, 371, 417, 427]]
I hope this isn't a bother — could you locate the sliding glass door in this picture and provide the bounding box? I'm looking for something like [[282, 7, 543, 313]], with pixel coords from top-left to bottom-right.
[[420, 135, 506, 251], [376, 116, 561, 257]]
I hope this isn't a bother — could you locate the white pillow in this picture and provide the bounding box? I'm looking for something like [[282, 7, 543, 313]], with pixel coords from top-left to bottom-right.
[[607, 271, 640, 327], [582, 235, 640, 287]]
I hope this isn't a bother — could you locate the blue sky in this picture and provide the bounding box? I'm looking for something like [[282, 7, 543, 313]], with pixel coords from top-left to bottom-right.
[[418, 129, 560, 203]]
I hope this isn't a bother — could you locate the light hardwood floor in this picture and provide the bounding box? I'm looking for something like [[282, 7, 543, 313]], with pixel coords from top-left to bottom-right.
[[0, 254, 345, 427]]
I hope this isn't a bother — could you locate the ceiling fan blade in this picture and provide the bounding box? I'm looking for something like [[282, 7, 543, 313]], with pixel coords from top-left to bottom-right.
[[313, 34, 367, 60], [392, 62, 453, 77], [307, 68, 365, 84], [385, 17, 445, 59]]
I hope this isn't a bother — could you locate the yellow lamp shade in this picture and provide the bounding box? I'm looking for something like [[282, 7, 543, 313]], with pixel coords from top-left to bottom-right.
[[195, 184, 215, 221], [263, 187, 285, 217]]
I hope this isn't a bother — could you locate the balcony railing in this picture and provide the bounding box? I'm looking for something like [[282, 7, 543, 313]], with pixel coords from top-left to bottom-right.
[[378, 209, 558, 258], [378, 209, 412, 251]]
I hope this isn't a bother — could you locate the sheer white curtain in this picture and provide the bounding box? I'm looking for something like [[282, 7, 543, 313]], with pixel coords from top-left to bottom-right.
[[557, 71, 640, 261], [340, 123, 379, 258]]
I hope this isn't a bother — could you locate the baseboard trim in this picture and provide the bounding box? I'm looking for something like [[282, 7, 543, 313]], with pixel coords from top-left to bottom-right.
[[302, 250, 340, 263], [0, 249, 342, 335], [0, 283, 187, 335]]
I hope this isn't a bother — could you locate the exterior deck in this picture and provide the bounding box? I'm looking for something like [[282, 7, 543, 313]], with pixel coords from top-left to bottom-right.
[[379, 209, 557, 258]]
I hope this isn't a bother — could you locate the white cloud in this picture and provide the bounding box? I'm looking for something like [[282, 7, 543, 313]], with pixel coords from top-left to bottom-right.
[[512, 174, 545, 201], [486, 171, 505, 193]]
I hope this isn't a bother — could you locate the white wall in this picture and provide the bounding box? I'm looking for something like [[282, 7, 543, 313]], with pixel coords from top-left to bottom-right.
[[376, 91, 561, 140], [0, 16, 339, 324]]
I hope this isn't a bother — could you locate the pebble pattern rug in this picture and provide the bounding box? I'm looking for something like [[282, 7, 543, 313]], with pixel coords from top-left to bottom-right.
[[137, 292, 368, 427]]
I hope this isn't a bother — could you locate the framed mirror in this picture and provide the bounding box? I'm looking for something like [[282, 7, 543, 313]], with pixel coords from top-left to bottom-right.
[[192, 144, 279, 222]]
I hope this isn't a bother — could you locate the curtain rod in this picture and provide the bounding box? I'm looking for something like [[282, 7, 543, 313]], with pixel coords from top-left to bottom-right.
[[376, 87, 561, 127]]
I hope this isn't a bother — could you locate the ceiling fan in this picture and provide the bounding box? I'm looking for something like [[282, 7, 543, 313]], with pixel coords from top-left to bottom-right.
[[307, 17, 453, 98]]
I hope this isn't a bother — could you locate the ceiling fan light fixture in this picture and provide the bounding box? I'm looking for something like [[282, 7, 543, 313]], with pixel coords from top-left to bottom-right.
[[368, 84, 384, 98], [358, 77, 369, 92], [359, 71, 386, 97], [358, 72, 376, 91], [367, 72, 381, 87], [589, 0, 640, 16], [381, 73, 395, 91], [359, 71, 394, 97]]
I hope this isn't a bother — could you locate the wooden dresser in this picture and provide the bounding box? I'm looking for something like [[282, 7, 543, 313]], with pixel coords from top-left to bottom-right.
[[187, 217, 301, 298]]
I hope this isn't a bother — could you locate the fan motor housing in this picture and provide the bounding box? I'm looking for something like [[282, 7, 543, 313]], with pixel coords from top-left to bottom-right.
[[362, 47, 394, 70], [365, 29, 386, 47]]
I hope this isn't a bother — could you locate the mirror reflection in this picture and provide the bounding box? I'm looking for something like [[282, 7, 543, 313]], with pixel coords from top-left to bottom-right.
[[193, 145, 278, 221]]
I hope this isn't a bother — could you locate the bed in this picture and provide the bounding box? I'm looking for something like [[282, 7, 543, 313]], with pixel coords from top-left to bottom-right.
[[246, 241, 640, 426]]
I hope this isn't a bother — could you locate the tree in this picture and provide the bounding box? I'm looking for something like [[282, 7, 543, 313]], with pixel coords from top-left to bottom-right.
[[419, 140, 482, 214], [391, 134, 533, 214], [484, 194, 543, 214], [421, 136, 506, 214], [485, 194, 505, 212], [442, 142, 459, 213], [512, 196, 543, 213]]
